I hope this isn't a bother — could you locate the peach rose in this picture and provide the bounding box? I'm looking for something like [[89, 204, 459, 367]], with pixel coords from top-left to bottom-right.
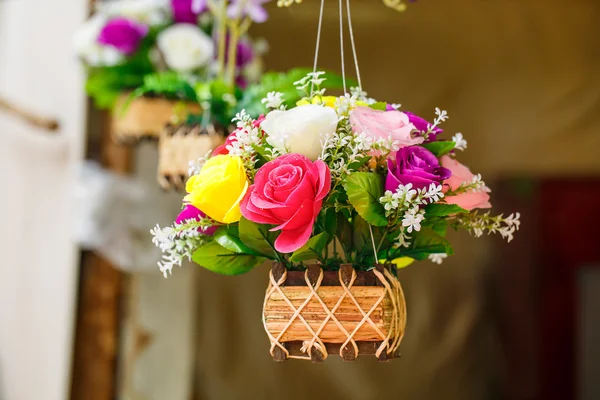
[[441, 156, 491, 210]]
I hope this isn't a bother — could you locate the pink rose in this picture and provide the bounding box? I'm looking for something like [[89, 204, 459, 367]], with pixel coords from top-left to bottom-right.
[[349, 106, 424, 153], [441, 156, 491, 210], [212, 131, 239, 156], [240, 154, 331, 253]]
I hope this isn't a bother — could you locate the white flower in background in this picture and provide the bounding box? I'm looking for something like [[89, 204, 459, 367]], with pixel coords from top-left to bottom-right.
[[261, 91, 284, 109], [96, 0, 169, 25], [157, 24, 215, 72], [73, 14, 125, 66], [452, 132, 468, 151], [261, 104, 339, 160], [428, 253, 447, 265]]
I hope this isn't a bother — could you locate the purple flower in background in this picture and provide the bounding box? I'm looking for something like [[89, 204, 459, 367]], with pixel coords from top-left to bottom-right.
[[405, 111, 443, 142], [176, 205, 217, 236], [227, 0, 270, 23], [386, 146, 451, 191], [97, 18, 148, 56], [171, 0, 207, 24]]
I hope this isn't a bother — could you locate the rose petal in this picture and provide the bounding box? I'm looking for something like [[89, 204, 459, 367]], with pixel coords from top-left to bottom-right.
[[273, 218, 315, 253]]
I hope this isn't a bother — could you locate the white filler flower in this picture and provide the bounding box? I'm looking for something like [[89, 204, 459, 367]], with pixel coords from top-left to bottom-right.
[[261, 104, 338, 160], [157, 24, 215, 73]]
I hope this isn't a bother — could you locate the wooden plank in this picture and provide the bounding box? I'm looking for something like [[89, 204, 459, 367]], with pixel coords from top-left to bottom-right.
[[70, 107, 132, 400], [69, 252, 127, 400]]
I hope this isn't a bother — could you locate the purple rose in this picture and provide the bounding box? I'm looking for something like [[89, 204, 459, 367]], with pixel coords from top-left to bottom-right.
[[97, 18, 148, 56], [405, 112, 443, 142], [171, 0, 207, 24], [221, 36, 254, 67], [386, 146, 451, 191], [176, 205, 216, 236]]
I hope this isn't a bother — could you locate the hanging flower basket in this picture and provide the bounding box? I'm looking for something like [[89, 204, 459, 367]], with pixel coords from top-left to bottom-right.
[[158, 124, 226, 191], [263, 263, 406, 362], [112, 94, 202, 145], [151, 72, 521, 363]]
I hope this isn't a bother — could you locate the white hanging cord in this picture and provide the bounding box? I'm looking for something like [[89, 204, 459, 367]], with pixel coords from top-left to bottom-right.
[[338, 0, 347, 94], [345, 0, 362, 91], [310, 0, 326, 97], [368, 224, 379, 264]]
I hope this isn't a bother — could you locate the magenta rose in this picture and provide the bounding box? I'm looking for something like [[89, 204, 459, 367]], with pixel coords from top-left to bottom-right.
[[386, 146, 451, 191], [240, 154, 331, 253], [97, 18, 148, 56], [405, 112, 443, 142], [171, 0, 207, 24], [176, 204, 216, 236]]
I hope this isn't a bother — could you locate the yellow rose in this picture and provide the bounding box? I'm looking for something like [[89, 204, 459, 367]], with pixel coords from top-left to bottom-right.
[[296, 96, 369, 109], [184, 155, 248, 224]]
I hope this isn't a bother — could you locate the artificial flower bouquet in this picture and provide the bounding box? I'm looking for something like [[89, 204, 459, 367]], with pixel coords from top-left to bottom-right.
[[151, 72, 520, 360]]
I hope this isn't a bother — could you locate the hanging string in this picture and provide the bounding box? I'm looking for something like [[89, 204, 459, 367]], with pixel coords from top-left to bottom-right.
[[368, 225, 379, 264], [345, 0, 362, 91], [338, 0, 347, 94], [310, 0, 326, 97]]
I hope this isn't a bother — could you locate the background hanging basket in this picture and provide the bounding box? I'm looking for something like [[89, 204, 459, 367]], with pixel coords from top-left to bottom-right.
[[157, 123, 226, 191], [112, 94, 202, 145], [263, 263, 406, 362]]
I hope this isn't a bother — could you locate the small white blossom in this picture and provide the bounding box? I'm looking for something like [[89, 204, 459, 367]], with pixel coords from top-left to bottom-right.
[[452, 132, 468, 151], [396, 230, 411, 248], [261, 91, 284, 109], [423, 183, 444, 203], [402, 206, 425, 233], [434, 107, 449, 122], [428, 253, 447, 265]]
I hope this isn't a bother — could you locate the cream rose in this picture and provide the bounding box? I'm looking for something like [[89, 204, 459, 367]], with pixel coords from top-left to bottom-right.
[[261, 104, 339, 160], [157, 24, 214, 72]]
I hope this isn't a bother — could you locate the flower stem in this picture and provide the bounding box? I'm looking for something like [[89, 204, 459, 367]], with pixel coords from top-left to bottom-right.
[[216, 0, 228, 80], [226, 21, 240, 87]]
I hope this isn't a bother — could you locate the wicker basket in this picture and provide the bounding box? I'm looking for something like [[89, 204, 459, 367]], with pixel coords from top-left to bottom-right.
[[112, 94, 202, 145], [157, 124, 226, 191], [263, 263, 406, 362]]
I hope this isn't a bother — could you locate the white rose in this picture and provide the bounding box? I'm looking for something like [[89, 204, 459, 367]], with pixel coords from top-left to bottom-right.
[[96, 0, 169, 25], [261, 104, 339, 160], [157, 24, 215, 73], [73, 15, 124, 67]]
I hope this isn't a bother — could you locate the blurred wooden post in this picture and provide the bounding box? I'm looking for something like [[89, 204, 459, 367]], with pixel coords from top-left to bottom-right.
[[70, 110, 132, 400]]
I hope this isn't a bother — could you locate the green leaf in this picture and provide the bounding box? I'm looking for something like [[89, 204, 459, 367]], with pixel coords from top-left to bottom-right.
[[289, 233, 329, 262], [238, 217, 278, 259], [342, 172, 388, 227], [192, 242, 263, 275], [423, 218, 448, 237], [213, 226, 261, 256], [336, 212, 353, 257], [424, 204, 468, 217], [399, 227, 454, 260], [317, 207, 337, 237], [421, 141, 456, 157], [369, 102, 388, 111]]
